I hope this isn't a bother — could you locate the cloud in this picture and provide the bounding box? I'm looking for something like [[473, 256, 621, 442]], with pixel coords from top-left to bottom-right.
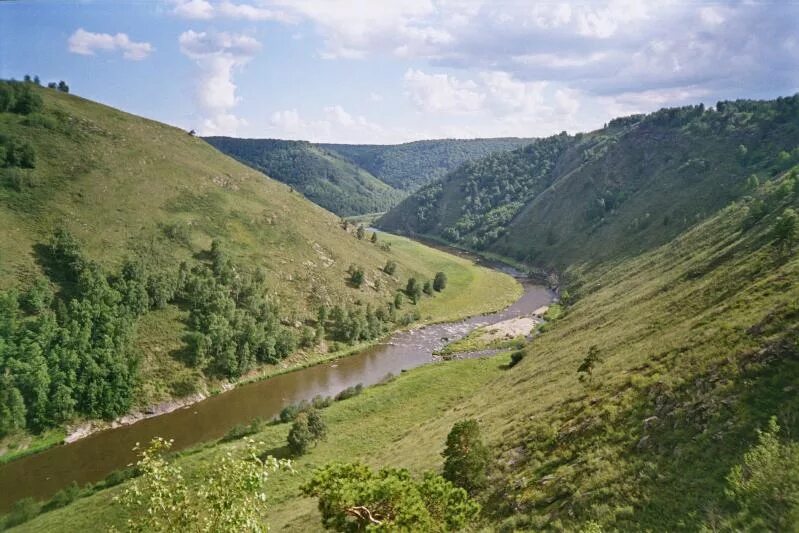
[[264, 1, 799, 116], [67, 28, 153, 60], [173, 0, 214, 19], [268, 104, 389, 143], [179, 30, 261, 135], [403, 69, 483, 113], [172, 0, 293, 22]]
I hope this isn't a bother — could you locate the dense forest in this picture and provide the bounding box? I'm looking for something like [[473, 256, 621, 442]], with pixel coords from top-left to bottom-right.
[[204, 137, 403, 216], [321, 138, 535, 191], [380, 95, 799, 267]]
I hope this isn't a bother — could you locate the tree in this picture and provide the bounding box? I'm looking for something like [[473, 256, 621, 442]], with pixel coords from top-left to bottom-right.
[[302, 462, 480, 532], [406, 277, 422, 304], [383, 260, 397, 275], [578, 345, 602, 381], [356, 225, 366, 240], [423, 280, 434, 296], [370, 232, 378, 244], [394, 291, 404, 309], [433, 271, 447, 292], [287, 412, 314, 455], [306, 408, 327, 441], [442, 419, 489, 494], [114, 437, 288, 532], [770, 207, 798, 256], [0, 371, 27, 437], [724, 417, 799, 531], [57, 81, 69, 93]]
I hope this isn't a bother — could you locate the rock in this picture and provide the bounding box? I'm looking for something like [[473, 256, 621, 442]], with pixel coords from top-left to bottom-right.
[[643, 415, 659, 429]]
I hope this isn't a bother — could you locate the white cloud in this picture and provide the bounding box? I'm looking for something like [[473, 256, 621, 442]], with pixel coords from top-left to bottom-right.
[[172, 0, 293, 22], [173, 0, 214, 19], [67, 28, 153, 60], [268, 104, 388, 143], [403, 69, 483, 113], [179, 30, 261, 135]]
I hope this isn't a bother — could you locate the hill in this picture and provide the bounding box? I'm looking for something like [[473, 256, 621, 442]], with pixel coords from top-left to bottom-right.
[[379, 96, 799, 268], [0, 83, 519, 456], [15, 165, 799, 531], [203, 137, 403, 216], [320, 138, 535, 191]]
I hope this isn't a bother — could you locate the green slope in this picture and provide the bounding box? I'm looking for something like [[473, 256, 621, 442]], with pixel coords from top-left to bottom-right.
[[320, 138, 535, 191], [15, 168, 799, 531], [0, 85, 520, 455], [204, 137, 403, 216], [380, 96, 799, 268]]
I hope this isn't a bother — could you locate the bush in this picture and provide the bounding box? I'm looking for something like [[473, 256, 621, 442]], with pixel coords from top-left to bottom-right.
[[423, 280, 434, 296], [221, 418, 264, 442], [335, 383, 363, 401], [350, 266, 365, 288], [287, 412, 314, 455], [433, 271, 447, 291], [2, 497, 40, 529], [508, 349, 526, 367], [42, 482, 83, 512], [383, 260, 397, 275]]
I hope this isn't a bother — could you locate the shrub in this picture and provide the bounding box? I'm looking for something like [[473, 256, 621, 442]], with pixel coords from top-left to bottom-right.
[[287, 412, 314, 455], [335, 383, 363, 401], [433, 271, 448, 291], [383, 260, 397, 275], [423, 280, 434, 296], [508, 349, 526, 367], [2, 497, 40, 529]]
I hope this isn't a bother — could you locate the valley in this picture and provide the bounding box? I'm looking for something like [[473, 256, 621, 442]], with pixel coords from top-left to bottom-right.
[[1, 74, 798, 532]]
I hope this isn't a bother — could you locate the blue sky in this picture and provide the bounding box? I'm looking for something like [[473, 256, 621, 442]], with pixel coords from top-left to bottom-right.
[[2, 1, 798, 143]]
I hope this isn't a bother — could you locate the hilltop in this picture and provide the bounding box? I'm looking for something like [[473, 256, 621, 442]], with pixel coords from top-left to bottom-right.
[[379, 96, 799, 268], [321, 138, 535, 191], [204, 137, 403, 216]]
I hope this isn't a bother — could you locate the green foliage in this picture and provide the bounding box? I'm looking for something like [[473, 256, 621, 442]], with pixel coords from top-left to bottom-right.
[[381, 95, 799, 265], [0, 134, 36, 169], [325, 304, 391, 345], [405, 277, 422, 304], [770, 207, 798, 256], [423, 280, 434, 296], [349, 265, 365, 288], [204, 137, 403, 216], [322, 138, 535, 191], [302, 462, 480, 531], [723, 417, 799, 531], [114, 437, 289, 532], [356, 225, 366, 240], [508, 349, 526, 368], [442, 419, 490, 494], [577, 345, 602, 380], [433, 271, 447, 292], [287, 411, 314, 455], [383, 260, 397, 275], [0, 81, 43, 115]]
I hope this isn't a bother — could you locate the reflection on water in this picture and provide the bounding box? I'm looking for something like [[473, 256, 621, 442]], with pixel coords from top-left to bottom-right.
[[0, 273, 551, 510]]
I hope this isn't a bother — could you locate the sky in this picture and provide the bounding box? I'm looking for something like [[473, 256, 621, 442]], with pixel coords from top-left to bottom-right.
[[1, 0, 798, 144]]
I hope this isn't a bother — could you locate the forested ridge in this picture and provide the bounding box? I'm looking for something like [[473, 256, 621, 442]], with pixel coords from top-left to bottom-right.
[[321, 137, 535, 191], [204, 137, 403, 216], [380, 95, 799, 267]]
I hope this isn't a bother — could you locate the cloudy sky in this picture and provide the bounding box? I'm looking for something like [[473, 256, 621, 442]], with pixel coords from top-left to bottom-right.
[[2, 1, 798, 143]]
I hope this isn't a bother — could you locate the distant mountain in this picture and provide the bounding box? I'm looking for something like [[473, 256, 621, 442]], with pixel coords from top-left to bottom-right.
[[320, 138, 535, 191], [204, 137, 403, 216], [379, 96, 799, 267]]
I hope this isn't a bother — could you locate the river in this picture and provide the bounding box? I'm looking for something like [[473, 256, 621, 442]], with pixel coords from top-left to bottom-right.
[[0, 252, 551, 511]]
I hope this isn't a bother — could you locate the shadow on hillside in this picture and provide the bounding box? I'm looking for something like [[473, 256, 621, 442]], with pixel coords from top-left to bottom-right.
[[32, 242, 79, 302]]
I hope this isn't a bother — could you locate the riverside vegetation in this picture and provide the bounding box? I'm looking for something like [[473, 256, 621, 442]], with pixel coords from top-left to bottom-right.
[[2, 81, 799, 531]]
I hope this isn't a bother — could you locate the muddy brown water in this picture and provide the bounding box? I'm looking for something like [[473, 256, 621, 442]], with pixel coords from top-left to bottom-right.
[[0, 254, 552, 512]]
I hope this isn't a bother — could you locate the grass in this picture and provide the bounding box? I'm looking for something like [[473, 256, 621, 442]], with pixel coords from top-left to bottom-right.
[[0, 430, 65, 466], [16, 172, 799, 531]]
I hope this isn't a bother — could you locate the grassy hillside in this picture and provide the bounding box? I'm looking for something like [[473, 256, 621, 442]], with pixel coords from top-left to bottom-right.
[[380, 96, 799, 268], [203, 137, 403, 216], [320, 138, 535, 191], [0, 84, 519, 455], [13, 167, 799, 531]]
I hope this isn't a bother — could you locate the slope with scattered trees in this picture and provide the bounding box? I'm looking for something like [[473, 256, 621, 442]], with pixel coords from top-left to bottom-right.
[[380, 95, 799, 268]]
